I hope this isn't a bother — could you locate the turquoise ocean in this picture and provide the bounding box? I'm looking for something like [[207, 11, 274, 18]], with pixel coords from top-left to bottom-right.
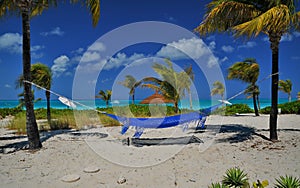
[[0, 98, 293, 110]]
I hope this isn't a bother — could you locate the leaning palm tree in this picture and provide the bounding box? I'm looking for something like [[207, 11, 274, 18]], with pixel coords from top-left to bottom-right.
[[195, 0, 300, 140], [228, 58, 260, 116], [119, 75, 137, 104], [0, 1, 100, 149], [96, 90, 112, 107], [16, 63, 53, 124], [184, 65, 195, 109], [152, 59, 191, 113], [211, 81, 225, 100], [278, 79, 292, 102]]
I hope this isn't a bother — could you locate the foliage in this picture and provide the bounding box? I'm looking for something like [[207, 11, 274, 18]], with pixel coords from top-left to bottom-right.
[[211, 81, 225, 99], [0, 108, 23, 117], [274, 175, 300, 188], [253, 180, 269, 188], [8, 112, 27, 135], [222, 167, 249, 188], [278, 79, 293, 102], [209, 167, 300, 188], [211, 104, 254, 116], [96, 90, 112, 107], [227, 58, 260, 116], [260, 101, 300, 114], [195, 0, 300, 141]]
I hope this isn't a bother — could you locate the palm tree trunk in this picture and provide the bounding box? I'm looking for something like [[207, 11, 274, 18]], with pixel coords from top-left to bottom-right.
[[288, 94, 291, 102], [256, 94, 261, 110], [253, 93, 259, 116], [132, 94, 135, 104], [189, 92, 193, 110], [174, 101, 179, 113], [46, 90, 51, 124], [22, 8, 42, 149], [269, 34, 280, 140]]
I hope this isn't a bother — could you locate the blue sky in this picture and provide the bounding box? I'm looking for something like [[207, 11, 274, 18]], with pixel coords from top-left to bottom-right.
[[0, 0, 299, 102]]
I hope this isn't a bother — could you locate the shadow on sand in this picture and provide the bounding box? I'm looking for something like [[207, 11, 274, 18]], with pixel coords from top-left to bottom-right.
[[0, 129, 108, 154]]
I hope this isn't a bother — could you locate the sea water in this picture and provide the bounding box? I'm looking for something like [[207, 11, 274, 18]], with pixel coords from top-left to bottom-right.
[[0, 98, 293, 110]]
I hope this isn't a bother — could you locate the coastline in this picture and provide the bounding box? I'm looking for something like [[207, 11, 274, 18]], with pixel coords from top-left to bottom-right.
[[0, 98, 295, 110]]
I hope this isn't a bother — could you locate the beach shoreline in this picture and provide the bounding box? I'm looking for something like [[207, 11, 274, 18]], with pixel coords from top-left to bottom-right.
[[0, 114, 299, 187]]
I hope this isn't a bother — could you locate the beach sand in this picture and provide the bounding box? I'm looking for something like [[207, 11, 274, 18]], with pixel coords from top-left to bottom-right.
[[0, 114, 299, 187]]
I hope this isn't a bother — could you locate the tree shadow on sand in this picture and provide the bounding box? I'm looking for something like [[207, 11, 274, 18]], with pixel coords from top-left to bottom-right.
[[0, 129, 108, 154], [215, 124, 273, 143]]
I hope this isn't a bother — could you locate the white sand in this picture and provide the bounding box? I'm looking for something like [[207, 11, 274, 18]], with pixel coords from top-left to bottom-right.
[[0, 114, 299, 187]]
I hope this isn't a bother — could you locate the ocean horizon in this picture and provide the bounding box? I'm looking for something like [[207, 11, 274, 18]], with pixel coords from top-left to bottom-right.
[[0, 98, 294, 110]]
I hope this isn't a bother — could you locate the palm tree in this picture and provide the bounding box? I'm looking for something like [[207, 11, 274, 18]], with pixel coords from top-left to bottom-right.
[[152, 59, 191, 113], [184, 65, 195, 109], [0, 1, 100, 149], [211, 81, 225, 100], [194, 0, 299, 140], [119, 75, 137, 104], [16, 63, 53, 123], [96, 90, 112, 107], [17, 90, 41, 109], [278, 79, 292, 102], [298, 92, 300, 101], [227, 58, 260, 116]]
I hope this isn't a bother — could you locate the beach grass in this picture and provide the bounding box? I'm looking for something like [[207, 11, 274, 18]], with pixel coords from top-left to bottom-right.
[[4, 101, 300, 134]]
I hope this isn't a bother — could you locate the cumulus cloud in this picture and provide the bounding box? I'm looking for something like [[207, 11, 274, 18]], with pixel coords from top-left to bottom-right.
[[238, 41, 256, 49], [156, 37, 220, 67], [0, 33, 22, 53], [40, 27, 64, 36], [208, 41, 216, 51], [105, 53, 145, 70], [222, 45, 234, 53], [281, 34, 293, 42], [156, 37, 213, 60], [4, 84, 11, 88], [51, 55, 70, 77]]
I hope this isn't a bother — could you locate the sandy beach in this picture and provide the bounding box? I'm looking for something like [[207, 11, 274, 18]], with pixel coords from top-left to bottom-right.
[[0, 114, 299, 188]]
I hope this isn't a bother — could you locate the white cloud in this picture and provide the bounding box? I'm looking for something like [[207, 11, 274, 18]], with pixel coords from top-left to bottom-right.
[[238, 41, 256, 49], [72, 48, 85, 54], [208, 41, 216, 51], [293, 31, 300, 37], [0, 33, 22, 53], [105, 53, 145, 70], [51, 55, 70, 77], [4, 84, 11, 88], [80, 51, 101, 63], [156, 37, 213, 60], [88, 41, 106, 52], [40, 27, 64, 36], [222, 45, 234, 53], [281, 33, 293, 42], [206, 35, 215, 41]]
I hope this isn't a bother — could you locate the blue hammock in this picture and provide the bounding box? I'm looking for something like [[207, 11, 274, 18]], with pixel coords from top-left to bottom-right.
[[103, 102, 224, 138]]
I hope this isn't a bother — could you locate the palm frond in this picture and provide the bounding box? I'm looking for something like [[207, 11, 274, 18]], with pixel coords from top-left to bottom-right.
[[195, 1, 260, 35], [233, 4, 291, 37]]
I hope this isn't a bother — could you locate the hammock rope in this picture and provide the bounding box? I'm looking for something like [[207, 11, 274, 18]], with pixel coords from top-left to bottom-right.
[[24, 72, 277, 138]]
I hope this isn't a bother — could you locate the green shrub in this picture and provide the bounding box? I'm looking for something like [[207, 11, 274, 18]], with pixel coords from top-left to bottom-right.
[[260, 101, 300, 114], [222, 167, 249, 188], [274, 175, 300, 188], [211, 104, 254, 116], [0, 107, 23, 117]]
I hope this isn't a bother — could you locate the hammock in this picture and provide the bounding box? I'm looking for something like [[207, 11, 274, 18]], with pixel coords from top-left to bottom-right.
[[103, 102, 227, 138], [24, 80, 229, 138]]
